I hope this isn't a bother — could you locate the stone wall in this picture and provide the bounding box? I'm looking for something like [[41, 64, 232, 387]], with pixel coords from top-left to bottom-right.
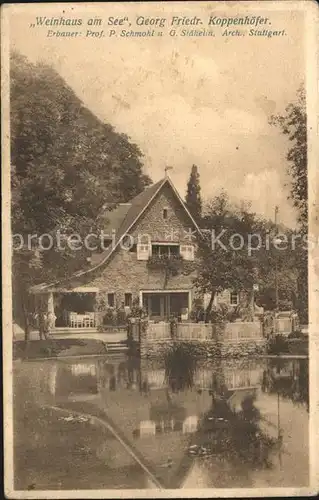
[[137, 339, 266, 359], [132, 320, 266, 359], [223, 321, 263, 340]]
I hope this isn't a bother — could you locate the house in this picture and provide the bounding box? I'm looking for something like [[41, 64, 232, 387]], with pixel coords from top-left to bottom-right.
[[30, 175, 203, 330], [212, 290, 241, 308]]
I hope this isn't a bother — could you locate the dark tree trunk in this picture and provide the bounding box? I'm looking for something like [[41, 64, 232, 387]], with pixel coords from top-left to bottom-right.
[[204, 291, 216, 323], [21, 291, 31, 355], [247, 289, 255, 322]]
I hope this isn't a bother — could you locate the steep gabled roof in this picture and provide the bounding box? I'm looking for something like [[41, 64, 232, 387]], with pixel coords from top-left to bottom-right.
[[77, 176, 202, 276], [30, 176, 202, 292], [88, 178, 168, 268], [110, 178, 167, 239]]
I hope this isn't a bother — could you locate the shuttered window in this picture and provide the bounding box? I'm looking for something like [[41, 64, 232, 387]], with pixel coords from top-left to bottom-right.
[[180, 245, 194, 261], [137, 243, 151, 260]]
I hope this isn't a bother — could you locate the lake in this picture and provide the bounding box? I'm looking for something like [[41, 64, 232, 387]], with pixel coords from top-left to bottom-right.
[[13, 355, 309, 490]]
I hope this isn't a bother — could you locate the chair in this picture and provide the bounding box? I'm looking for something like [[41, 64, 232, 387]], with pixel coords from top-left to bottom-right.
[[83, 315, 91, 328], [76, 314, 85, 328], [84, 312, 96, 328], [69, 312, 77, 328], [90, 314, 96, 327]]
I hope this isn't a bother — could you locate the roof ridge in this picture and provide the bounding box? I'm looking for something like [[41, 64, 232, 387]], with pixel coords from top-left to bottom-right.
[[115, 178, 167, 236]]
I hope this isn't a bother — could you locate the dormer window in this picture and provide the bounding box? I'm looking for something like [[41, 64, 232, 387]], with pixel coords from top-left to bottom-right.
[[163, 208, 168, 220]]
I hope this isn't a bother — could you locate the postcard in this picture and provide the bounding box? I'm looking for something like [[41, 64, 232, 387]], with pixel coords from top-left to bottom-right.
[[1, 1, 318, 498]]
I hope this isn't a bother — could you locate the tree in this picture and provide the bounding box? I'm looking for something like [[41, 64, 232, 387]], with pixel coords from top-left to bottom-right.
[[270, 86, 307, 226], [10, 51, 152, 338], [195, 192, 299, 321], [256, 268, 298, 311], [270, 86, 308, 323], [254, 220, 299, 312], [185, 164, 202, 222]]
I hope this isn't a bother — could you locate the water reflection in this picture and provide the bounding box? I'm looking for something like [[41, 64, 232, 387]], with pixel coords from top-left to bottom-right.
[[195, 393, 277, 469], [262, 358, 309, 410], [14, 354, 309, 489]]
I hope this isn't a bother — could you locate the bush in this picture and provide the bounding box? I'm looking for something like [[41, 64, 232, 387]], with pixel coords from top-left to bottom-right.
[[209, 303, 228, 323], [103, 308, 116, 326], [189, 298, 205, 322], [116, 306, 127, 326], [287, 330, 304, 339], [267, 334, 289, 354], [278, 299, 293, 311], [226, 307, 240, 323], [128, 298, 147, 319]]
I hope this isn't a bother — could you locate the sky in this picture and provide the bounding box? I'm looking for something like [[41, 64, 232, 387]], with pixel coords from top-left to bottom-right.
[[8, 2, 306, 227]]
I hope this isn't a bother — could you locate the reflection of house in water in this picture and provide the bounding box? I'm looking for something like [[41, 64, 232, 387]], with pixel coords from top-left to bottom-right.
[[183, 415, 198, 433], [93, 358, 267, 487], [194, 363, 262, 391], [47, 361, 99, 401], [17, 357, 274, 489], [15, 357, 308, 488], [31, 357, 266, 413], [193, 362, 263, 414], [144, 369, 167, 390]]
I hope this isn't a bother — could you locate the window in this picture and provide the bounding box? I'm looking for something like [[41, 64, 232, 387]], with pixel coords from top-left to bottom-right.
[[180, 245, 194, 261], [124, 293, 132, 308], [230, 292, 239, 306], [107, 293, 115, 307], [103, 238, 113, 248], [152, 244, 179, 257], [163, 208, 168, 220], [137, 242, 150, 260]]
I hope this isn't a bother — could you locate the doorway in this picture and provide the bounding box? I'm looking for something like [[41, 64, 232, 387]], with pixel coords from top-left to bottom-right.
[[142, 292, 189, 321]]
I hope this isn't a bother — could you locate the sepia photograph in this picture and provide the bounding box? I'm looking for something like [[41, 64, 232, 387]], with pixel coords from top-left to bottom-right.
[[2, 1, 318, 497]]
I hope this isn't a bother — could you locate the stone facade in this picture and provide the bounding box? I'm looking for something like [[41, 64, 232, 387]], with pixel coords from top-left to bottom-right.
[[85, 183, 198, 307], [137, 339, 267, 359]]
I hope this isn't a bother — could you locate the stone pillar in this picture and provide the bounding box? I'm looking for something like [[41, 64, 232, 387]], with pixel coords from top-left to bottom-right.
[[139, 319, 149, 358], [170, 318, 177, 339]]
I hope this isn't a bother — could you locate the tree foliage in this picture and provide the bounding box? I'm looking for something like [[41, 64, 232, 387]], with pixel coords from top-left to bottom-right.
[[270, 86, 308, 323], [11, 51, 151, 334], [195, 192, 299, 319], [195, 192, 259, 319], [185, 164, 202, 222]]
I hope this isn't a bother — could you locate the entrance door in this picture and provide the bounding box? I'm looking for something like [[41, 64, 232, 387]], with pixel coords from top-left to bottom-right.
[[149, 294, 168, 321], [143, 293, 169, 321]]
